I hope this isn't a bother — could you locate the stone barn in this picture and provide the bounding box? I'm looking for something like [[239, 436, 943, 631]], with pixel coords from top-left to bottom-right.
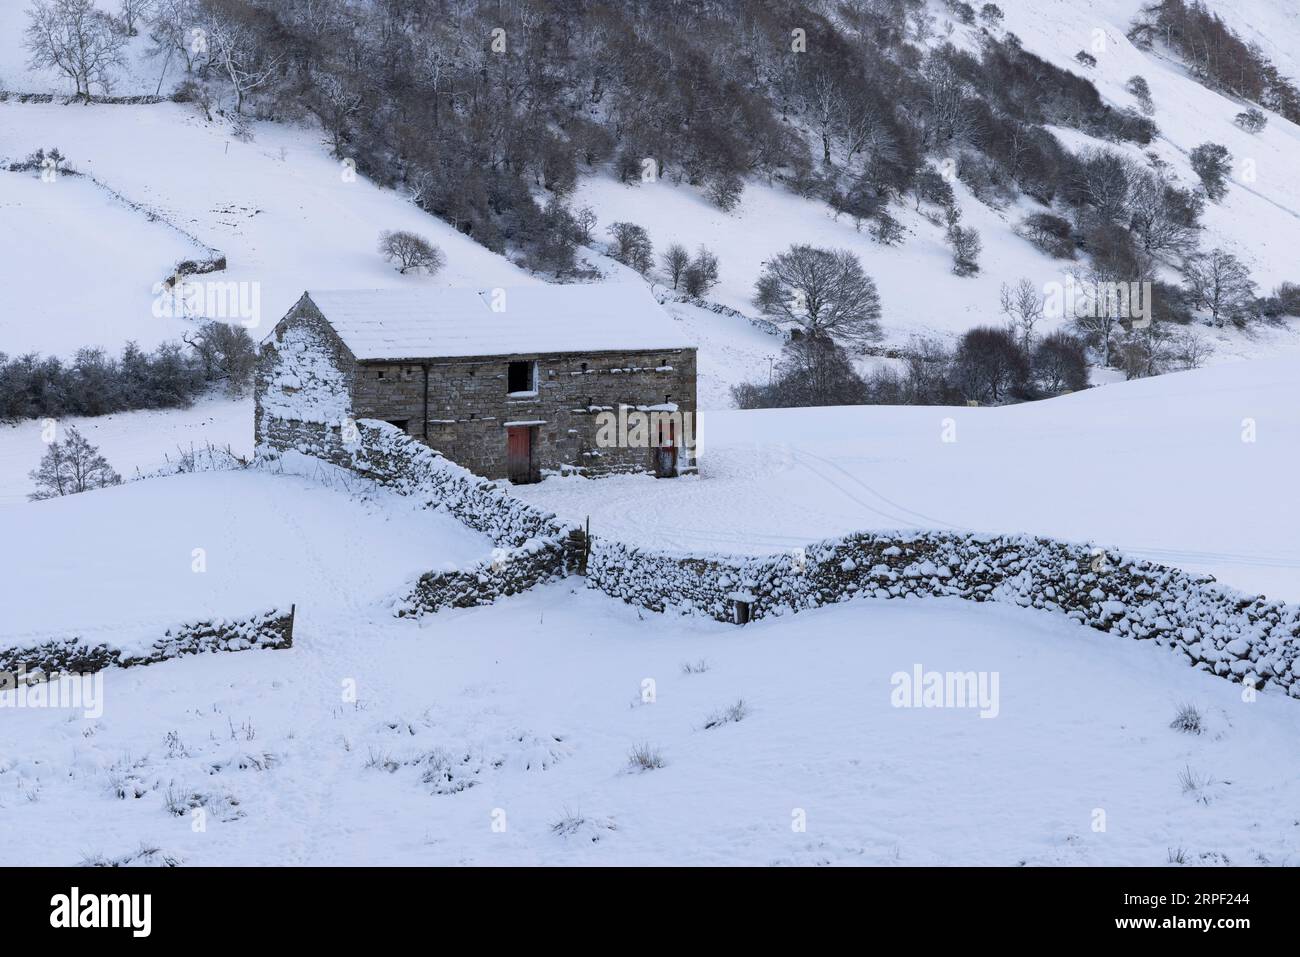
[[255, 284, 698, 482]]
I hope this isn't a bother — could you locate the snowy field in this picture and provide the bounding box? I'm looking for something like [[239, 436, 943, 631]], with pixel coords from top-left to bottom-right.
[[1, 465, 491, 636], [513, 355, 1300, 602], [2, 583, 1297, 867]]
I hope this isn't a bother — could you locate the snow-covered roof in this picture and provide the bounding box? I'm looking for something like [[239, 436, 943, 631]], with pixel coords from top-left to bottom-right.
[[301, 284, 689, 360]]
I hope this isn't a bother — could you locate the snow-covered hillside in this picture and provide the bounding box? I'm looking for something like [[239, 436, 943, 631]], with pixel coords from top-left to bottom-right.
[[4, 582, 1298, 866], [0, 101, 534, 357], [566, 0, 1300, 362]]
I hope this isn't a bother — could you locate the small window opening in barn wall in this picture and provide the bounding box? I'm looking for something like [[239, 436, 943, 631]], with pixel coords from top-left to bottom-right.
[[507, 360, 537, 395], [376, 370, 385, 379], [387, 419, 409, 432]]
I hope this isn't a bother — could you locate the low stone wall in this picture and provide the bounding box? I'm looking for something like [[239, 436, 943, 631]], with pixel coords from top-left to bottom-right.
[[588, 531, 1300, 697], [393, 542, 571, 618], [0, 91, 169, 105], [0, 607, 294, 683]]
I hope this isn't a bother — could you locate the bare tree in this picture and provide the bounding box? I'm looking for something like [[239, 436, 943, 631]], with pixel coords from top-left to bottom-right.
[[662, 243, 690, 289], [29, 426, 122, 500], [1181, 248, 1256, 325], [25, 0, 127, 101], [682, 247, 720, 297], [999, 278, 1044, 348], [378, 230, 445, 275], [606, 222, 653, 273], [948, 224, 982, 276], [182, 320, 256, 395], [203, 3, 282, 114], [145, 0, 203, 81], [573, 206, 597, 244], [1189, 143, 1232, 202], [754, 245, 883, 346], [952, 326, 1029, 404], [118, 0, 155, 36]]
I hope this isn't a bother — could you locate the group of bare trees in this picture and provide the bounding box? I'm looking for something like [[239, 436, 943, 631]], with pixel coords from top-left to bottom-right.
[[0, 322, 256, 423], [1131, 0, 1300, 123]]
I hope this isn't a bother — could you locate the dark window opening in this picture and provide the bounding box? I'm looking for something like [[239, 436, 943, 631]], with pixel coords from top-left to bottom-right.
[[376, 370, 385, 379], [387, 419, 409, 432], [507, 361, 535, 393], [732, 599, 751, 625]]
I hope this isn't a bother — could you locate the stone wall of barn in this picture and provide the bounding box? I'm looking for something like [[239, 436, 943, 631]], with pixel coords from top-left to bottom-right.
[[350, 348, 698, 480]]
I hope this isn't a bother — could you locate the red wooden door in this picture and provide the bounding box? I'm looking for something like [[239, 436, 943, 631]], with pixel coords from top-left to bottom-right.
[[507, 427, 533, 483]]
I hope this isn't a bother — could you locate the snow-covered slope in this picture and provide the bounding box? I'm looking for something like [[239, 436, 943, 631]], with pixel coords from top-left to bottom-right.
[[3, 583, 1298, 866], [1, 464, 491, 635], [0, 101, 534, 356], [512, 352, 1300, 602]]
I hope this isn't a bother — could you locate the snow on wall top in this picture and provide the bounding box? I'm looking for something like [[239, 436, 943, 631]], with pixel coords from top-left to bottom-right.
[[303, 284, 690, 361]]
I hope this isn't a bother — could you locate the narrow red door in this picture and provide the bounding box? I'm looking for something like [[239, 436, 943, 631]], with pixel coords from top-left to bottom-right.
[[507, 427, 533, 483]]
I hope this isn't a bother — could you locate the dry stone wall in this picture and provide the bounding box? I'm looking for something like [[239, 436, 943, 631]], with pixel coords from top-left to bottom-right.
[[0, 607, 294, 683], [588, 531, 1300, 698]]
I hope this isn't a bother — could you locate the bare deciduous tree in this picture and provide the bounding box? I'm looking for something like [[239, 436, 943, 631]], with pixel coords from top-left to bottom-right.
[[1000, 278, 1045, 348], [203, 3, 282, 114], [662, 243, 689, 289], [754, 245, 883, 345], [682, 247, 720, 297], [1181, 248, 1256, 326], [378, 230, 445, 275], [29, 426, 122, 500], [606, 222, 653, 273], [25, 0, 127, 101]]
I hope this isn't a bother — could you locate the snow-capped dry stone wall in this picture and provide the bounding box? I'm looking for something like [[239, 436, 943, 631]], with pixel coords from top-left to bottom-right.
[[0, 607, 295, 682]]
